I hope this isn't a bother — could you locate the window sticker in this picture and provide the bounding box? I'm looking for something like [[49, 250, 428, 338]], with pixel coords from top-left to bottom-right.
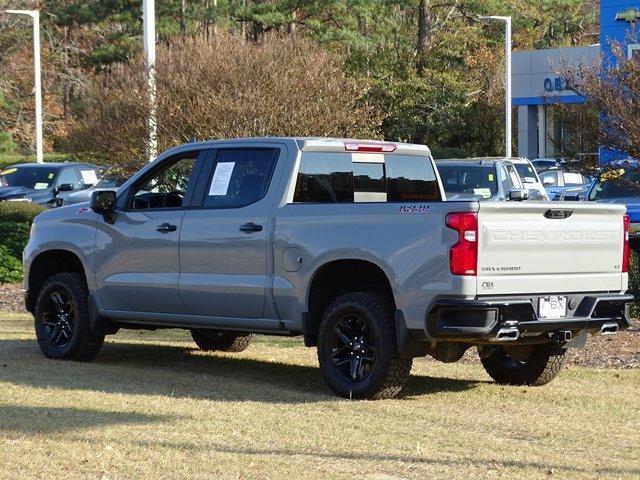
[[563, 172, 583, 184], [0, 168, 17, 175], [208, 162, 236, 196], [488, 173, 494, 181], [48, 172, 54, 179], [33, 182, 49, 190], [473, 188, 492, 198], [81, 170, 98, 185]]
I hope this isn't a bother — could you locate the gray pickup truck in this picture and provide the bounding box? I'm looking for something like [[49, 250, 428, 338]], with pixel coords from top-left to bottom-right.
[[23, 137, 633, 399]]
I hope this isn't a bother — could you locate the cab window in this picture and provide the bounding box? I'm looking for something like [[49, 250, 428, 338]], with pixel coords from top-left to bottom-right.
[[202, 148, 279, 208], [130, 153, 199, 210]]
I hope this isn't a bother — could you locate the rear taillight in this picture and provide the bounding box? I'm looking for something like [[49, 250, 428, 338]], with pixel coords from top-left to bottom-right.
[[445, 212, 478, 276], [623, 214, 630, 273]]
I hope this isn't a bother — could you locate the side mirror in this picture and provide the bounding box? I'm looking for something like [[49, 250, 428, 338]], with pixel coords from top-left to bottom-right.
[[508, 188, 529, 201], [543, 177, 556, 186], [90, 190, 117, 224], [57, 183, 75, 192]]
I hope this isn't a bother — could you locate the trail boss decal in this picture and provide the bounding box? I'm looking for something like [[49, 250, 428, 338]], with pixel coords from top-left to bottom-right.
[[398, 204, 431, 214]]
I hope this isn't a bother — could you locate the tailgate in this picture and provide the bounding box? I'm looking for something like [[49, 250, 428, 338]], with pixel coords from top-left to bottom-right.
[[477, 202, 626, 295]]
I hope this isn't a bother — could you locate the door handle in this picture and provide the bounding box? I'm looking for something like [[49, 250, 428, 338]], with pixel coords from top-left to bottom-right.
[[156, 223, 177, 233], [239, 222, 263, 233]]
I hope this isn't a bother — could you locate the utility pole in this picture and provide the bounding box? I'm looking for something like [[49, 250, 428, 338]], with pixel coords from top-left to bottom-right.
[[479, 16, 512, 158], [142, 0, 157, 162], [3, 10, 43, 163]]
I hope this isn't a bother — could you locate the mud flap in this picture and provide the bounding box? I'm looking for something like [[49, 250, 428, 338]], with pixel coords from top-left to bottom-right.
[[88, 294, 119, 336], [395, 310, 428, 359]]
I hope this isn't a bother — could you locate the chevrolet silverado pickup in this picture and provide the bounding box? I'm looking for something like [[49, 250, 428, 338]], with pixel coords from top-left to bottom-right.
[[23, 137, 633, 399]]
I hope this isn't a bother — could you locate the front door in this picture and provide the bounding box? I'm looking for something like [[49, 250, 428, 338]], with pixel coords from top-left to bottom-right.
[[178, 147, 281, 319], [94, 150, 204, 314]]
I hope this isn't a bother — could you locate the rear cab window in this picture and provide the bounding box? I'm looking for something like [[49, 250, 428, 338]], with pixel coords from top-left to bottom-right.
[[293, 152, 441, 203]]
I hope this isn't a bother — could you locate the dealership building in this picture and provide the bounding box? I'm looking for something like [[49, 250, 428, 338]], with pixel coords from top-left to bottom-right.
[[513, 0, 640, 162]]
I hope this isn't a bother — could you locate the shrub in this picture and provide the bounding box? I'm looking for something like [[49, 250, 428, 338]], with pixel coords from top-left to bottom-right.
[[0, 202, 44, 283], [65, 34, 381, 173], [0, 131, 16, 154], [0, 222, 31, 259], [0, 201, 45, 223], [0, 245, 22, 284]]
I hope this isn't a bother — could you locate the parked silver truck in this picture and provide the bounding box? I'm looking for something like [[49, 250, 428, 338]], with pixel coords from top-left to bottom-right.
[[23, 138, 633, 399]]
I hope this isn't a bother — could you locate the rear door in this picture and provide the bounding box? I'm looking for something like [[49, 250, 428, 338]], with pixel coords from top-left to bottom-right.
[[178, 146, 283, 320], [476, 202, 626, 295]]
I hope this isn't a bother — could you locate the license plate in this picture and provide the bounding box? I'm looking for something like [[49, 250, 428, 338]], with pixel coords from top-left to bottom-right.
[[538, 296, 567, 319]]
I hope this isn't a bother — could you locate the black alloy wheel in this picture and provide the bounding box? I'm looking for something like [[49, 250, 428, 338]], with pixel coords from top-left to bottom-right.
[[330, 313, 377, 382], [34, 272, 104, 361], [317, 292, 412, 400], [41, 290, 75, 348]]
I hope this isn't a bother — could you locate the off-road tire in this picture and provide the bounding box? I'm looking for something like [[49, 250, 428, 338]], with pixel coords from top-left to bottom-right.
[[317, 292, 412, 400], [34, 273, 104, 361], [480, 343, 567, 386], [190, 329, 252, 352]]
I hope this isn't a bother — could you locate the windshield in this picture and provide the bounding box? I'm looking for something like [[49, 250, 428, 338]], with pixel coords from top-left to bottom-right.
[[514, 164, 538, 184], [0, 166, 58, 189], [589, 169, 640, 200], [95, 176, 127, 189], [438, 165, 498, 198]]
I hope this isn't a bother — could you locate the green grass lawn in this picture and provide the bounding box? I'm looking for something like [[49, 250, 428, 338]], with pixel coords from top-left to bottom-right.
[[1, 311, 639, 479]]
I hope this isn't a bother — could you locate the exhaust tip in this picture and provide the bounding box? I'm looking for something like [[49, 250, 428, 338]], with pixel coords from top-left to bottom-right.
[[600, 323, 619, 335], [495, 326, 520, 341]]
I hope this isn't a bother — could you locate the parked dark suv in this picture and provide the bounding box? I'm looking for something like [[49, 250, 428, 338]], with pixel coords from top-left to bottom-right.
[[0, 162, 99, 207]]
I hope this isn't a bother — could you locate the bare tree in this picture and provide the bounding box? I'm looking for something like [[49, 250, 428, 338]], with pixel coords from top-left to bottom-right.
[[65, 35, 381, 173], [559, 38, 640, 160]]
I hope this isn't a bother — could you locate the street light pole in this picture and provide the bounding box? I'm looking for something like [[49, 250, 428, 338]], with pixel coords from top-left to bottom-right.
[[479, 15, 512, 158], [4, 10, 43, 163], [142, 0, 157, 162]]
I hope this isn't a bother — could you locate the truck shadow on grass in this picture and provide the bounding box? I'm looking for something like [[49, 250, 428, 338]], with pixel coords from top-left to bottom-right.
[[125, 438, 640, 478], [0, 405, 174, 435], [0, 339, 485, 403]]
